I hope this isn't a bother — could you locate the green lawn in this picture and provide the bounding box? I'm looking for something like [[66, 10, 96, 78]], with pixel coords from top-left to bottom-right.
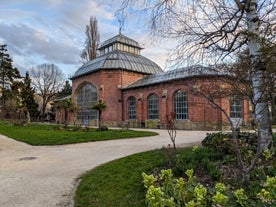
[[75, 150, 166, 207], [74, 133, 276, 207], [0, 123, 158, 145]]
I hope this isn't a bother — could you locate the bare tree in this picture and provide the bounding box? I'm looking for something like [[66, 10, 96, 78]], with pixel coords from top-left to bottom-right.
[[30, 63, 65, 121], [120, 0, 275, 153], [190, 77, 252, 179], [80, 16, 100, 63]]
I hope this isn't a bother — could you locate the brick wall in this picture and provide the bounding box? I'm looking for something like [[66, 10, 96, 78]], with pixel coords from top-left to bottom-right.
[[71, 70, 251, 130], [71, 70, 145, 126], [122, 77, 251, 130]]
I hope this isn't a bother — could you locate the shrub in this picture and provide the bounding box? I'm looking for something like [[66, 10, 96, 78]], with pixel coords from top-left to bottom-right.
[[173, 147, 223, 182], [142, 169, 276, 207], [201, 132, 259, 155], [96, 126, 109, 131]]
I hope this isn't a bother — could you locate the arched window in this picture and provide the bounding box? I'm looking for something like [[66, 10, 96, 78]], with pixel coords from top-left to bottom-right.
[[128, 96, 136, 120], [174, 90, 188, 120], [76, 83, 98, 122], [148, 93, 159, 120]]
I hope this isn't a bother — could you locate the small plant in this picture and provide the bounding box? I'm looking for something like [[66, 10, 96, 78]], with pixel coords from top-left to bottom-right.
[[142, 169, 276, 207], [257, 176, 276, 206], [92, 101, 107, 131], [212, 183, 228, 206], [167, 112, 177, 150], [96, 126, 108, 131], [263, 149, 274, 161], [234, 188, 248, 206]]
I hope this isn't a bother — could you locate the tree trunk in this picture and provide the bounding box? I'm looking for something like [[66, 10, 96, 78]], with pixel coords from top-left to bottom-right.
[[247, 0, 272, 152], [26, 111, 30, 124], [98, 110, 102, 130], [64, 109, 68, 128]]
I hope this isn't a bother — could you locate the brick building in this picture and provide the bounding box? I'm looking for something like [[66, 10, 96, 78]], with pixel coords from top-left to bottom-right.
[[69, 33, 251, 130]]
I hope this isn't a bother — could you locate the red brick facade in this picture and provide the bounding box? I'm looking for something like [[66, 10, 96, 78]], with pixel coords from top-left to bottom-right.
[[70, 69, 251, 130], [67, 34, 251, 130], [71, 70, 147, 126]]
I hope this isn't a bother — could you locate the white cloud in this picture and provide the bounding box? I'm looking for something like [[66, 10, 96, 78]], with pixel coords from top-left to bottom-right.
[[0, 0, 177, 78]]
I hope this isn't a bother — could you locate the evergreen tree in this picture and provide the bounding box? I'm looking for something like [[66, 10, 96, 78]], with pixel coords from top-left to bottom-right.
[[21, 72, 39, 121], [57, 80, 72, 98], [0, 44, 21, 104]]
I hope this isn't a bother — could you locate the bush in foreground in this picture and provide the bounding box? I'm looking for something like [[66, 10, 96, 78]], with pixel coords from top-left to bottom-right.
[[142, 169, 276, 207]]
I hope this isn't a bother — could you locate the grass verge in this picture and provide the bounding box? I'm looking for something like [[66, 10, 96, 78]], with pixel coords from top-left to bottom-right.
[[74, 149, 165, 207], [74, 133, 276, 207], [0, 123, 158, 145]]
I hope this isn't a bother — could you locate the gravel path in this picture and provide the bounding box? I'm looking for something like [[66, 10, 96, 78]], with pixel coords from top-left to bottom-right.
[[0, 129, 208, 207]]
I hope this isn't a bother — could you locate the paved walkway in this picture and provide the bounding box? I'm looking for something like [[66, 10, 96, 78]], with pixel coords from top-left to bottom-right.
[[0, 129, 208, 207]]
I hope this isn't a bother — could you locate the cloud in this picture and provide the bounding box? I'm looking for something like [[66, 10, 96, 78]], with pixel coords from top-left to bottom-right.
[[0, 0, 177, 77], [0, 23, 80, 64]]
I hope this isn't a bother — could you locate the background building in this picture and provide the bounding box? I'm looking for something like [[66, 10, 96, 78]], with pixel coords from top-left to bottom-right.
[[69, 33, 251, 130]]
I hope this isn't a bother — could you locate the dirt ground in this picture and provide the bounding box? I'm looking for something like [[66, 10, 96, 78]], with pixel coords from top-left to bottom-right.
[[0, 129, 208, 207]]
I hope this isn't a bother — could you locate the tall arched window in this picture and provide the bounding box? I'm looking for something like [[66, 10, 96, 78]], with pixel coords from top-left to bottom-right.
[[148, 93, 159, 120], [128, 96, 136, 120], [174, 90, 188, 120], [76, 83, 98, 122]]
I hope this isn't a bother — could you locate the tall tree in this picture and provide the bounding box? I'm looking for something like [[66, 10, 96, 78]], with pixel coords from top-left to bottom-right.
[[30, 63, 65, 120], [120, 0, 275, 153], [20, 72, 39, 121], [0, 44, 20, 104], [80, 16, 100, 63], [56, 80, 72, 98]]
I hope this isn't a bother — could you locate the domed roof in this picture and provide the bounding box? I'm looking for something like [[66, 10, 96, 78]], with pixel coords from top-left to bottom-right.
[[71, 50, 163, 79]]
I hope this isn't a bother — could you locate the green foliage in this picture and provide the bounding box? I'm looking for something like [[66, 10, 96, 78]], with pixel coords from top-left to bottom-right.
[[173, 146, 222, 181], [91, 101, 107, 111], [263, 149, 274, 161], [92, 101, 107, 130], [0, 44, 21, 103], [20, 71, 39, 120], [56, 80, 72, 98], [233, 188, 248, 206], [73, 133, 276, 207], [212, 183, 228, 206], [142, 169, 276, 207], [202, 132, 259, 154], [0, 123, 158, 145], [257, 176, 276, 205], [75, 150, 165, 207]]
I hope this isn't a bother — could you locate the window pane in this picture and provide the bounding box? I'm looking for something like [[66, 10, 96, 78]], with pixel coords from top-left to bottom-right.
[[77, 84, 98, 122], [148, 94, 159, 120], [128, 96, 136, 120], [174, 90, 188, 120], [230, 96, 243, 118]]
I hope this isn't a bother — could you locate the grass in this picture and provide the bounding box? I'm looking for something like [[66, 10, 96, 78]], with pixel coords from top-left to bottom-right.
[[0, 123, 158, 145], [75, 150, 166, 207], [74, 133, 276, 207]]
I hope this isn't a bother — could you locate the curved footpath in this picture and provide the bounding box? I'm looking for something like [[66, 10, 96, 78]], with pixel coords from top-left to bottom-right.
[[0, 129, 208, 207]]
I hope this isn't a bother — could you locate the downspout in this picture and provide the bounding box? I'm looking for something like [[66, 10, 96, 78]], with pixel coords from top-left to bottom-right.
[[121, 88, 124, 122]]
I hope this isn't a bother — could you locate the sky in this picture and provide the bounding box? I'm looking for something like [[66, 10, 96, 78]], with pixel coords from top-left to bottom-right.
[[0, 0, 172, 80]]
